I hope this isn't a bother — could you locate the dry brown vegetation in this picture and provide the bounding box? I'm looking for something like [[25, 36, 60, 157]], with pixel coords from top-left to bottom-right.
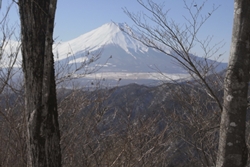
[[1, 1, 250, 166], [0, 76, 232, 167]]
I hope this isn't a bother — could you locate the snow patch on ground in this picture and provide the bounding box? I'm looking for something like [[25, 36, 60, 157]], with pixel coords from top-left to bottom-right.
[[68, 57, 88, 64]]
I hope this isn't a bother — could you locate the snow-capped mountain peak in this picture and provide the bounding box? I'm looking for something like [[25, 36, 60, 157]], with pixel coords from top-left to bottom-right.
[[0, 22, 227, 86], [55, 22, 148, 60]]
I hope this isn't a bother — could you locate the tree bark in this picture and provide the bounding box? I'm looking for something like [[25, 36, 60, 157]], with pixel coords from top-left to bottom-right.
[[216, 0, 250, 166], [19, 0, 62, 166]]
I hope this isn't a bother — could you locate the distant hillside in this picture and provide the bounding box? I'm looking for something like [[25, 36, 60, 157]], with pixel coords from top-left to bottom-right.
[[2, 22, 227, 87], [53, 22, 227, 86], [56, 81, 225, 166]]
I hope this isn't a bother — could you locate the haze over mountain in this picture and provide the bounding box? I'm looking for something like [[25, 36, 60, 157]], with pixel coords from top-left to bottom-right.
[[53, 22, 227, 86], [3, 22, 227, 86], [54, 22, 186, 79]]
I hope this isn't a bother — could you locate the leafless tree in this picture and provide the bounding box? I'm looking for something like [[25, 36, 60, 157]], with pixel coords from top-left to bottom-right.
[[216, 0, 250, 166], [165, 83, 221, 166], [2, 0, 248, 167], [123, 0, 249, 166], [18, 0, 61, 166], [0, 2, 26, 167], [57, 84, 182, 167], [123, 0, 225, 110], [123, 0, 250, 166]]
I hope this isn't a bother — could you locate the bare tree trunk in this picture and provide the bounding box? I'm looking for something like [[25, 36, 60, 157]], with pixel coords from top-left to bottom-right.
[[216, 0, 250, 166], [19, 0, 62, 166]]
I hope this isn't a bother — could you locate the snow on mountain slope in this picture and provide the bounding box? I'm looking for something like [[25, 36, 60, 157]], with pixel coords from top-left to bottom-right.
[[0, 40, 21, 68], [51, 22, 228, 86], [54, 22, 191, 78], [54, 22, 148, 61], [0, 22, 227, 86]]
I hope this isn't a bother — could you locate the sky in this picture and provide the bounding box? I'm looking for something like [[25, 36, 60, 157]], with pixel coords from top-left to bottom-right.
[[2, 0, 234, 62]]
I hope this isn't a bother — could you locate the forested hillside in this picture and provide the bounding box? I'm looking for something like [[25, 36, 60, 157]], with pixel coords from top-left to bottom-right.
[[1, 80, 249, 166]]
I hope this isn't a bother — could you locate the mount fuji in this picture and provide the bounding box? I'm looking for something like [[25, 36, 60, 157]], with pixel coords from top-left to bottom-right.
[[4, 22, 227, 86], [53, 22, 227, 86], [54, 22, 186, 76]]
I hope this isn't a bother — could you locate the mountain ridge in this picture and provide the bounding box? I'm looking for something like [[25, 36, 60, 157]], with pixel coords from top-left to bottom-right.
[[2, 22, 227, 86], [54, 22, 149, 60], [53, 22, 227, 86]]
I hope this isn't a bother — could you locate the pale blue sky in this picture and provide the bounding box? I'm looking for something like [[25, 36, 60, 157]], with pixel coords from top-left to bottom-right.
[[2, 0, 234, 62]]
